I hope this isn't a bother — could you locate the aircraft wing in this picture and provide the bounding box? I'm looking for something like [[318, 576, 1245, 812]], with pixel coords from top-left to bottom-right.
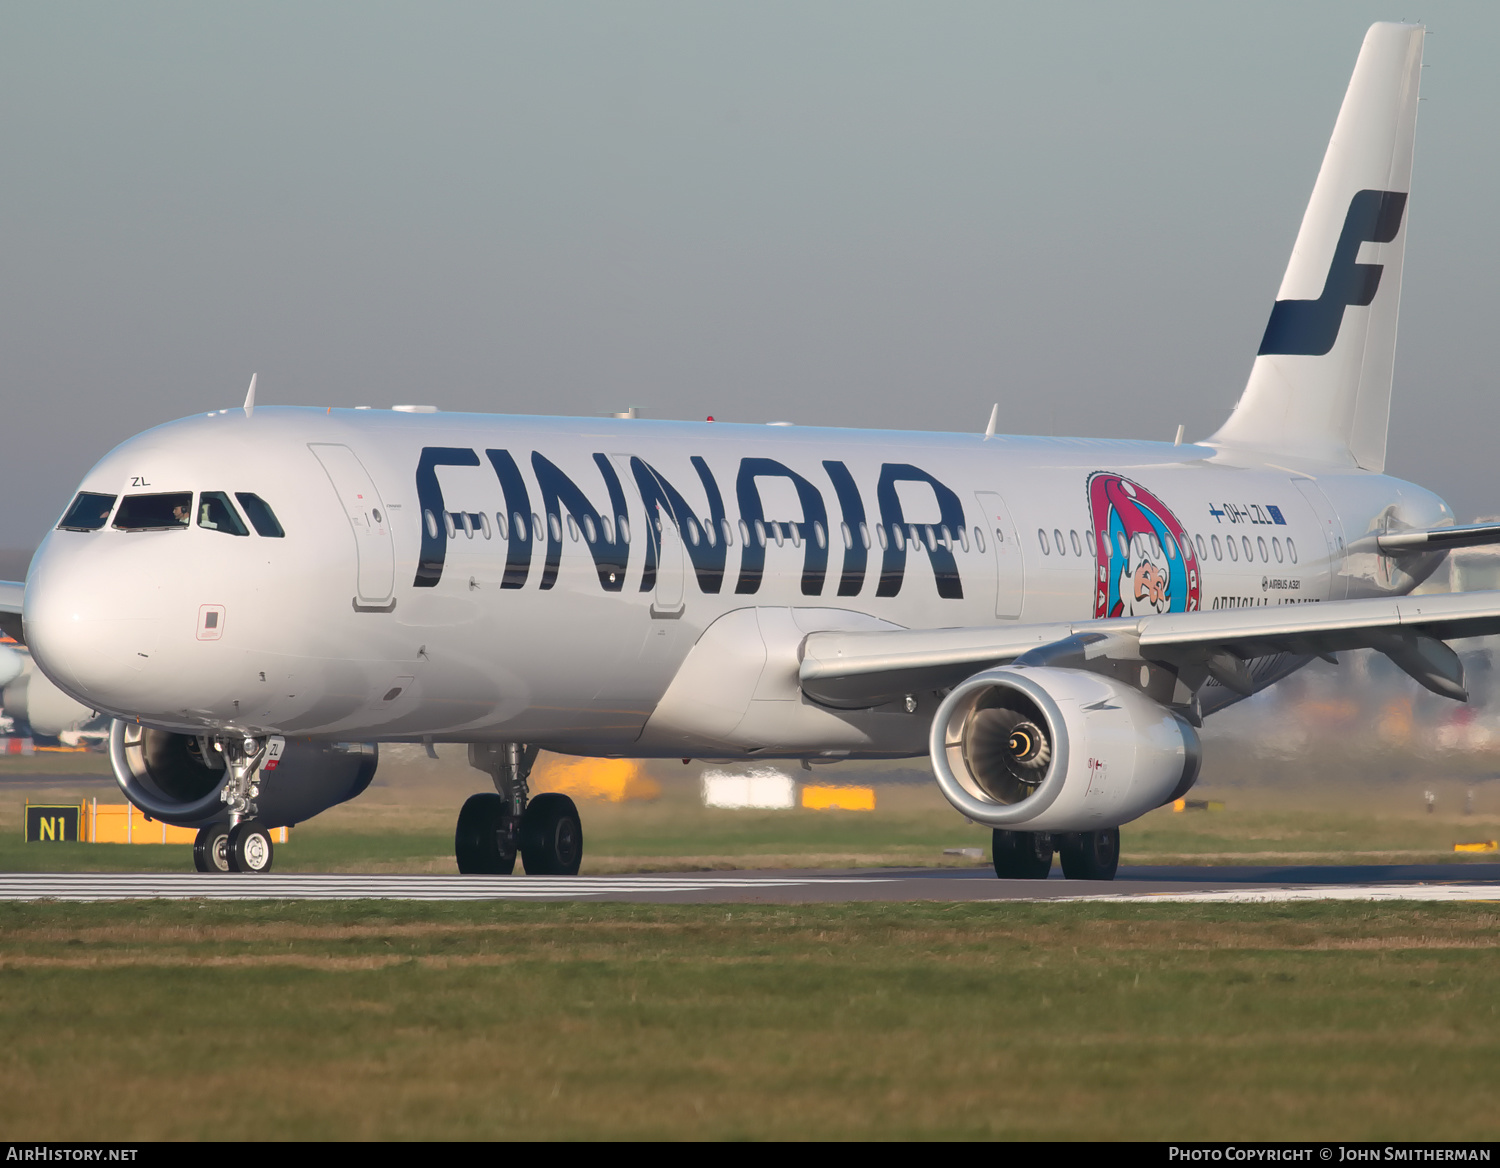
[[800, 589, 1500, 708], [0, 580, 23, 644]]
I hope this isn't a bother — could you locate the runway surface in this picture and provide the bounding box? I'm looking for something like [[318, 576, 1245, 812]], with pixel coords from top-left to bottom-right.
[[2, 863, 1498, 903]]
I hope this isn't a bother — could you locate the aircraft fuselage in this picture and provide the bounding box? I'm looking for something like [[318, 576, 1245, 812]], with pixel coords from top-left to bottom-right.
[[22, 407, 1449, 759]]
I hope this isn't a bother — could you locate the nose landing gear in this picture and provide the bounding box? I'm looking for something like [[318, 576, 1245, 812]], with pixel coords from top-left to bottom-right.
[[459, 744, 583, 876], [191, 736, 277, 874], [193, 823, 231, 873]]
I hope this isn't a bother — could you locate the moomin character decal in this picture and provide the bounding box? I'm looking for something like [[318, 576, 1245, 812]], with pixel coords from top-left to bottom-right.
[[1088, 472, 1200, 618]]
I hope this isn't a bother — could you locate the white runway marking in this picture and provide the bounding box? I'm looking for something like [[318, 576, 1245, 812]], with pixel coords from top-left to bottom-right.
[[1045, 884, 1500, 904], [0, 872, 896, 902]]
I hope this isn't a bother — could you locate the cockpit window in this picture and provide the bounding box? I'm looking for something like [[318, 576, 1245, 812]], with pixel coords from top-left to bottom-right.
[[113, 492, 193, 531], [197, 491, 249, 536], [58, 492, 116, 531], [235, 493, 285, 538]]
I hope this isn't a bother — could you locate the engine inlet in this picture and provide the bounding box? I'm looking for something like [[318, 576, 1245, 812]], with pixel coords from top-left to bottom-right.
[[962, 694, 1053, 804]]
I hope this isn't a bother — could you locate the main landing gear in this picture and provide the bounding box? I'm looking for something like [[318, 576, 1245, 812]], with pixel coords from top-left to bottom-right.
[[991, 827, 1120, 881], [192, 735, 277, 874], [458, 743, 583, 876]]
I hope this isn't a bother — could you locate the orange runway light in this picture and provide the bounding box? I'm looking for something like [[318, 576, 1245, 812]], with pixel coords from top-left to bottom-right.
[[801, 785, 875, 811]]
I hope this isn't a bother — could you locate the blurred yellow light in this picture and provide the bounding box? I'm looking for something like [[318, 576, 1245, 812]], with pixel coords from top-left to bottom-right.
[[531, 756, 662, 803], [801, 785, 875, 811]]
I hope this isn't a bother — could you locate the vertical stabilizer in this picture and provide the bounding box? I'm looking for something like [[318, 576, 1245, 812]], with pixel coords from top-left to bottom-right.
[[1211, 23, 1423, 471]]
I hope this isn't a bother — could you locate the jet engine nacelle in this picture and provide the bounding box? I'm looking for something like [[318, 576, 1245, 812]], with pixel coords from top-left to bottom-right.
[[108, 720, 378, 829], [928, 666, 1201, 832]]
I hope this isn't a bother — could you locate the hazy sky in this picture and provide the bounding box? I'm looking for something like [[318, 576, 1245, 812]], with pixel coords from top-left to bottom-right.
[[3, 1, 1498, 554]]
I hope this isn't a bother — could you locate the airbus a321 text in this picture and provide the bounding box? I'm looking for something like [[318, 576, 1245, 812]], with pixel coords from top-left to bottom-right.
[[5, 23, 1495, 879]]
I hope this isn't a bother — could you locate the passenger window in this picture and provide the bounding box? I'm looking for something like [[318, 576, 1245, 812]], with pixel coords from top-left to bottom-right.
[[58, 492, 116, 531], [876, 524, 888, 551], [1038, 529, 1050, 555], [496, 512, 508, 539], [584, 515, 598, 544], [753, 519, 766, 547], [841, 522, 852, 549], [814, 521, 827, 550], [444, 513, 457, 539], [1195, 534, 1207, 561], [1288, 538, 1298, 563], [686, 517, 700, 546], [197, 492, 249, 536], [859, 522, 871, 550], [1163, 532, 1177, 559], [566, 515, 579, 542], [1227, 536, 1238, 562], [1273, 537, 1283, 563], [1069, 530, 1081, 557], [236, 494, 285, 538], [1257, 536, 1268, 561], [959, 526, 969, 553], [703, 518, 716, 548], [479, 512, 492, 539], [1211, 534, 1222, 560], [1242, 536, 1253, 561], [114, 492, 193, 531], [975, 527, 986, 553], [1053, 528, 1065, 555]]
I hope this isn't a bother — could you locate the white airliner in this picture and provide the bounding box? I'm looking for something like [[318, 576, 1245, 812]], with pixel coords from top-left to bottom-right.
[[4, 23, 1495, 878]]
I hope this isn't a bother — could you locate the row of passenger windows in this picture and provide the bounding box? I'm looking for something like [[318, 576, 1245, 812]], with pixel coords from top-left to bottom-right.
[[59, 491, 285, 537], [429, 508, 1007, 555], [1036, 527, 1299, 566]]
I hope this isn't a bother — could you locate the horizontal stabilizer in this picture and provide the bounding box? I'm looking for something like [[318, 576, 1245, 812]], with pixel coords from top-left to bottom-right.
[[1377, 522, 1500, 554]]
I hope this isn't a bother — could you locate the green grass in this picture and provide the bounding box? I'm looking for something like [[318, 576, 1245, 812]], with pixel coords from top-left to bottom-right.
[[2, 785, 1494, 874], [3, 747, 1497, 874], [0, 900, 1496, 1140]]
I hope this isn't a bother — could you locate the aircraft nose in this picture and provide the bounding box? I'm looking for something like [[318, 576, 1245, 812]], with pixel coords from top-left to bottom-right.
[[24, 533, 168, 713]]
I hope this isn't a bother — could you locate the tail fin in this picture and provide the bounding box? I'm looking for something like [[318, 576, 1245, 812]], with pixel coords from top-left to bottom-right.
[[1211, 22, 1424, 472]]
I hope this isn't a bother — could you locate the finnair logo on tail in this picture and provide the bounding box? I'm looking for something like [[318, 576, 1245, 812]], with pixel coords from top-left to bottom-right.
[[1258, 188, 1407, 357]]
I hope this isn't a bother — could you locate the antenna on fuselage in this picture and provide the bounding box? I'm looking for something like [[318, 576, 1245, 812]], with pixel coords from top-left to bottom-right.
[[243, 373, 258, 418], [983, 403, 999, 439]]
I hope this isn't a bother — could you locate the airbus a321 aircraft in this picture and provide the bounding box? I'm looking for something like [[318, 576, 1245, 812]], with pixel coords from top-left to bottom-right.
[[4, 23, 1495, 879]]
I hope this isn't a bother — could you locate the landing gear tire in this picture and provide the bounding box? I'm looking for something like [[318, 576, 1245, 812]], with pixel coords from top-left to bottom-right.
[[992, 829, 1053, 879], [193, 824, 231, 873], [455, 792, 517, 875], [1057, 828, 1120, 881], [520, 793, 583, 876], [226, 820, 275, 874]]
